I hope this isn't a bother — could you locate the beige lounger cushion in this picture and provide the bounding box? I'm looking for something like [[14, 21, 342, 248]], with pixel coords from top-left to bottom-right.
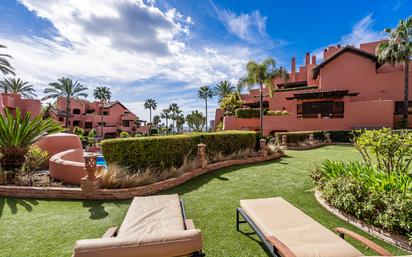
[[73, 229, 202, 257], [117, 194, 185, 237], [240, 197, 363, 257]]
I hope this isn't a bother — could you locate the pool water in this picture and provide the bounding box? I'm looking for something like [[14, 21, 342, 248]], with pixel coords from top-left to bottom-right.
[[96, 156, 107, 167]]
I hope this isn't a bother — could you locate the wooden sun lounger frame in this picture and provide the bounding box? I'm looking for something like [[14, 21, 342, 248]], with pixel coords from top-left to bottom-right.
[[236, 207, 393, 257], [101, 199, 205, 257]]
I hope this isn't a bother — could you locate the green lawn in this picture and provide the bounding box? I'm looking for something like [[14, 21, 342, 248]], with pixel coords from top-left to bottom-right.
[[0, 146, 407, 257]]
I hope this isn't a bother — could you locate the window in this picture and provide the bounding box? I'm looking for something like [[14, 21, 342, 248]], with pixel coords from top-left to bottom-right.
[[59, 117, 64, 122], [123, 120, 130, 127], [73, 109, 81, 114], [97, 122, 106, 127], [103, 111, 109, 116], [299, 101, 344, 118], [73, 120, 81, 126], [394, 101, 412, 115], [85, 122, 92, 129], [86, 109, 95, 114]]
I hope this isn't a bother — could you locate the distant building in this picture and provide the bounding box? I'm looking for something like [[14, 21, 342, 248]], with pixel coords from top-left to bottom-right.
[[0, 93, 41, 118], [215, 40, 412, 135], [51, 97, 143, 138]]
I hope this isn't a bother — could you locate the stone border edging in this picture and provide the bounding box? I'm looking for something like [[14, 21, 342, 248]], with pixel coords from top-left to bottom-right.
[[0, 153, 284, 200], [314, 190, 412, 252], [283, 142, 352, 150]]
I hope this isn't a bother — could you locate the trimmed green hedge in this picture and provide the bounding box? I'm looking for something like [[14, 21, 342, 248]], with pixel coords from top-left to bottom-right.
[[235, 108, 267, 118], [101, 131, 257, 171], [327, 130, 356, 143]]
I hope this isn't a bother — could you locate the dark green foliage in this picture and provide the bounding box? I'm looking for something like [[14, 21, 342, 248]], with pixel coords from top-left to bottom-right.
[[275, 131, 325, 144], [101, 131, 257, 171], [326, 130, 356, 142], [149, 128, 159, 135], [235, 108, 267, 118]]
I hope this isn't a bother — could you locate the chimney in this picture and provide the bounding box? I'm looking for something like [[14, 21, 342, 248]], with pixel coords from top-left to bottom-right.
[[311, 55, 316, 65], [305, 52, 310, 65]]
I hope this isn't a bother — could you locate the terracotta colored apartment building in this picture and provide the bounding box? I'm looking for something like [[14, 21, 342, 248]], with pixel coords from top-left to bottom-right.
[[0, 93, 41, 118], [214, 40, 412, 135], [51, 97, 146, 138]]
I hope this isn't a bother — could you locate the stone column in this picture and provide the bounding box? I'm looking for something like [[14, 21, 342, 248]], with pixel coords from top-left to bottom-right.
[[80, 152, 101, 190], [197, 143, 208, 169], [309, 133, 315, 145], [259, 139, 267, 157], [324, 133, 331, 143], [281, 135, 288, 146]]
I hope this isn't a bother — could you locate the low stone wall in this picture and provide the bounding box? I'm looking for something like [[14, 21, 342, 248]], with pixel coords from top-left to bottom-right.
[[315, 190, 412, 253], [0, 153, 283, 200]]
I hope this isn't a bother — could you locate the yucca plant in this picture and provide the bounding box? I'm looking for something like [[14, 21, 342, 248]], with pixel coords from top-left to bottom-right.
[[0, 109, 63, 177]]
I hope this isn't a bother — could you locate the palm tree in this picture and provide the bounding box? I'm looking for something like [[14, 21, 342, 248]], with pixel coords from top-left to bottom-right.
[[152, 115, 161, 127], [186, 110, 206, 132], [214, 80, 235, 103], [144, 98, 157, 123], [42, 102, 54, 119], [0, 108, 62, 178], [168, 103, 181, 133], [376, 16, 412, 127], [160, 108, 171, 133], [93, 86, 112, 137], [42, 77, 88, 128], [198, 85, 213, 132], [0, 44, 14, 76], [0, 77, 36, 99], [238, 58, 289, 134]]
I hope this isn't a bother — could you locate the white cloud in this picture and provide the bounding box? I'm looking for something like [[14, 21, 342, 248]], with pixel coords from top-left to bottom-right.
[[1, 0, 261, 122], [312, 14, 385, 62]]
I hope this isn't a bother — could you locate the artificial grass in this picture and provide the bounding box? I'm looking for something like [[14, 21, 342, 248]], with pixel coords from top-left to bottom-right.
[[0, 146, 408, 257]]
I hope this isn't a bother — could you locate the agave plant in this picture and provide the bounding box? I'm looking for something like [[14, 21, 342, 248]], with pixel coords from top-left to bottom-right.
[[0, 109, 63, 176]]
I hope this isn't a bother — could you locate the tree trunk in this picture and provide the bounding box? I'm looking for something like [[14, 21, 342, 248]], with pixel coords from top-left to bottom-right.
[[0, 147, 28, 183], [65, 98, 70, 128], [205, 98, 208, 132], [403, 58, 410, 126], [259, 84, 263, 135], [165, 118, 168, 134], [149, 109, 152, 124], [101, 102, 104, 138]]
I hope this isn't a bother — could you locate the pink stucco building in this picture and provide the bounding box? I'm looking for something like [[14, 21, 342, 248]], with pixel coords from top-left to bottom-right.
[[0, 93, 41, 117], [215, 40, 412, 135], [51, 97, 143, 138]]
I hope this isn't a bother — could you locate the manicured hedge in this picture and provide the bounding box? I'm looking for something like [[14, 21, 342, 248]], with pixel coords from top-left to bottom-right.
[[274, 131, 325, 144], [326, 130, 356, 143], [101, 131, 257, 171], [235, 108, 267, 118]]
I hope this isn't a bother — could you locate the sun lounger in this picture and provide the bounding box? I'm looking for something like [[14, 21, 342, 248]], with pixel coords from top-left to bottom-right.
[[236, 197, 406, 257], [73, 194, 204, 257]]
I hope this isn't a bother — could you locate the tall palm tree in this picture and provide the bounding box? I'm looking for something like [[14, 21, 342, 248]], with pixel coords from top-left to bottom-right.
[[0, 77, 36, 99], [160, 108, 171, 132], [42, 77, 88, 128], [376, 16, 412, 127], [238, 58, 289, 134], [144, 98, 157, 123], [214, 80, 235, 103], [0, 44, 14, 76], [168, 103, 181, 133], [93, 86, 112, 137], [198, 85, 213, 132]]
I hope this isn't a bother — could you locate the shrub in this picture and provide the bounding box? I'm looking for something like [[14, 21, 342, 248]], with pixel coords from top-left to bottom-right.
[[275, 131, 325, 144], [235, 108, 267, 118], [22, 146, 48, 185], [150, 128, 159, 135], [101, 131, 257, 171], [120, 131, 130, 138], [326, 130, 355, 143]]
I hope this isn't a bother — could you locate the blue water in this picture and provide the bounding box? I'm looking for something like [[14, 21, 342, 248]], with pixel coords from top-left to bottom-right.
[[96, 156, 107, 167]]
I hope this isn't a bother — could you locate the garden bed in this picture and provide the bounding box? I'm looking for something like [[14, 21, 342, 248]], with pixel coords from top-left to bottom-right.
[[0, 152, 284, 200]]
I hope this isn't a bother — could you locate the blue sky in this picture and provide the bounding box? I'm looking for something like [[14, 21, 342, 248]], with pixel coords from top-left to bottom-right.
[[0, 0, 411, 122]]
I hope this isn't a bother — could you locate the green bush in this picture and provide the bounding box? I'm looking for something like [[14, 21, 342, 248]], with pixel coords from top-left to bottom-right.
[[326, 130, 355, 143], [235, 108, 267, 118], [101, 131, 257, 171], [275, 131, 325, 144], [265, 110, 291, 116], [120, 132, 130, 138]]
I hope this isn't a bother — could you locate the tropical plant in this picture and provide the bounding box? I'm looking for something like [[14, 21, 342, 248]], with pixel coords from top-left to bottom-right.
[[87, 128, 97, 145], [144, 98, 157, 123], [214, 80, 235, 103], [120, 131, 130, 138], [168, 103, 181, 133], [93, 86, 112, 137], [22, 146, 48, 185], [0, 44, 14, 75], [41, 103, 54, 119], [42, 77, 88, 128], [198, 85, 213, 132], [176, 114, 185, 133], [152, 115, 161, 127], [186, 110, 206, 132], [238, 58, 289, 134], [0, 77, 36, 98], [0, 109, 63, 180], [219, 93, 244, 115], [160, 108, 171, 132], [376, 16, 412, 127]]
